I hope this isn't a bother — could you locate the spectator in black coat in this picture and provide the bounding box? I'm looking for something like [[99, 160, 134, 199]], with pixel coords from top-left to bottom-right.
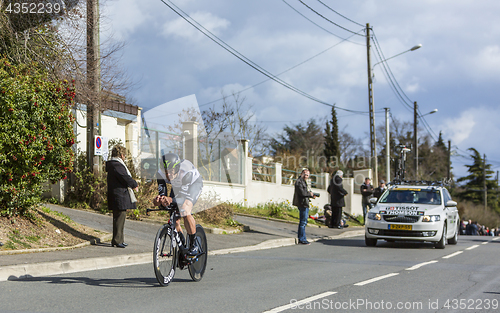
[[106, 145, 138, 248], [328, 170, 348, 229], [373, 180, 386, 199], [360, 177, 374, 222], [466, 219, 472, 235]]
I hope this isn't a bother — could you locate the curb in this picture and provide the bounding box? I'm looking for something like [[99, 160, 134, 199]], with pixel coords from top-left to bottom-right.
[[0, 230, 364, 282], [0, 233, 113, 256], [234, 213, 323, 228]]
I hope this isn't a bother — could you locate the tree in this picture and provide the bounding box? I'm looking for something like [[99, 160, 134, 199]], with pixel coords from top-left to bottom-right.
[[1, 1, 133, 129], [269, 119, 325, 172], [324, 106, 340, 167], [457, 148, 498, 210], [337, 128, 369, 173], [0, 58, 76, 216]]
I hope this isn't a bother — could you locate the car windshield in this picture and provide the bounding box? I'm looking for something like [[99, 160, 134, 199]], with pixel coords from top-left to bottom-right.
[[378, 189, 441, 205]]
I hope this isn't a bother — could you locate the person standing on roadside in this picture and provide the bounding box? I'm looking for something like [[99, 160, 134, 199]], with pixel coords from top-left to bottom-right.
[[106, 145, 138, 248], [293, 168, 317, 245], [328, 170, 348, 229], [360, 177, 374, 222], [373, 180, 386, 199]]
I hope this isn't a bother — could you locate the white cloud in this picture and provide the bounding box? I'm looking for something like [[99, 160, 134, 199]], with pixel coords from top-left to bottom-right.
[[441, 111, 476, 145], [101, 0, 149, 40], [470, 45, 500, 79], [440, 107, 500, 150], [162, 11, 230, 41]]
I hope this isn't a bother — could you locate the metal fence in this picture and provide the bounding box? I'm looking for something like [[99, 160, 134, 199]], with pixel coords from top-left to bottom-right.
[[252, 162, 276, 183], [198, 137, 244, 185], [139, 127, 182, 180]]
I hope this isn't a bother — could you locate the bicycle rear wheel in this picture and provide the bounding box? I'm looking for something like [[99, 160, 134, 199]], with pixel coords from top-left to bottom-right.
[[188, 224, 208, 282], [153, 225, 177, 286]]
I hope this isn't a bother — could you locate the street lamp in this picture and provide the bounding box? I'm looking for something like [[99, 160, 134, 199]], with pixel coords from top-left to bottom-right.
[[366, 23, 422, 185], [372, 44, 422, 72], [414, 104, 438, 180], [422, 108, 438, 117]]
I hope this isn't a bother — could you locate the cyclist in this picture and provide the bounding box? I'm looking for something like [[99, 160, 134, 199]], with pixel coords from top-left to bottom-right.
[[153, 153, 203, 257]]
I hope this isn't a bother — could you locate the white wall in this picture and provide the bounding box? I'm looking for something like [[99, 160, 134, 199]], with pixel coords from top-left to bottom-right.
[[198, 156, 365, 217], [73, 106, 141, 162]]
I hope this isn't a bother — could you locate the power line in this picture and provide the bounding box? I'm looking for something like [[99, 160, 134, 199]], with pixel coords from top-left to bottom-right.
[[158, 0, 372, 115], [371, 32, 414, 111], [282, 0, 364, 46], [152, 34, 363, 119], [314, 0, 365, 27], [371, 30, 440, 142], [297, 0, 365, 37], [196, 30, 364, 110]]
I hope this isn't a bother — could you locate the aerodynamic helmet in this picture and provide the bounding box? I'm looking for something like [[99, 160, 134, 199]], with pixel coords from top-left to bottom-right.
[[162, 153, 181, 174]]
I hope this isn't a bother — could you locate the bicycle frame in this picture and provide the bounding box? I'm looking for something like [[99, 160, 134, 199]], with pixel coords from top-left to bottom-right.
[[148, 204, 185, 249]]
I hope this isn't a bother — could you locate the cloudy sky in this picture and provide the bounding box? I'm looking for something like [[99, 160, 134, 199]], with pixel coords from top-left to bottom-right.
[[99, 0, 500, 180]]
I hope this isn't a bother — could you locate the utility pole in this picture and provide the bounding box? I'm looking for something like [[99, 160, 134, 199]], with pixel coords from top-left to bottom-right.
[[87, 0, 101, 174], [484, 154, 487, 212], [414, 101, 418, 181], [366, 23, 378, 186], [385, 108, 390, 182], [496, 170, 499, 205], [447, 140, 451, 181]]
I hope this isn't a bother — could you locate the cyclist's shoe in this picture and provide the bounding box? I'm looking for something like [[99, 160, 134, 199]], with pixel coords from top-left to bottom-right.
[[186, 245, 200, 258]]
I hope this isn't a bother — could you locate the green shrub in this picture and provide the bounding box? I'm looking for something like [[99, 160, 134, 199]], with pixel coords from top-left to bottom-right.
[[64, 150, 107, 211], [0, 58, 76, 217]]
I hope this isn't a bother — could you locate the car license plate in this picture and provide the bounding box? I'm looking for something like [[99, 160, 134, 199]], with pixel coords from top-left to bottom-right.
[[389, 224, 412, 230]]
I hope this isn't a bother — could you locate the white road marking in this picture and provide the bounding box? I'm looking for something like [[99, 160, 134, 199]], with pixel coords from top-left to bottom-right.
[[442, 251, 463, 259], [354, 273, 399, 286], [481, 242, 489, 245], [262, 291, 337, 313], [466, 245, 480, 250], [492, 237, 499, 241], [405, 260, 438, 271]]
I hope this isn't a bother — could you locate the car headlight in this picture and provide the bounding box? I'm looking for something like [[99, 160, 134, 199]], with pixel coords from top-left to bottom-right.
[[367, 212, 381, 221], [422, 215, 440, 222]]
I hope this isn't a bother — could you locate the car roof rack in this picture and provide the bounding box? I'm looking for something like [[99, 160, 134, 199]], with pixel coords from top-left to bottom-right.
[[388, 180, 445, 187]]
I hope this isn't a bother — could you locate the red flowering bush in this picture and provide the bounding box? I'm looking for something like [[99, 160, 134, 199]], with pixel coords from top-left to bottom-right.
[[0, 57, 75, 216]]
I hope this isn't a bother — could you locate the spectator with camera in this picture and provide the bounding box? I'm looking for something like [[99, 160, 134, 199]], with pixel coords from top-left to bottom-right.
[[293, 168, 317, 245]]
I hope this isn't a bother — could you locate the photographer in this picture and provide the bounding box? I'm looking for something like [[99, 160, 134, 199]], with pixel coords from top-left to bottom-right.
[[293, 168, 317, 245]]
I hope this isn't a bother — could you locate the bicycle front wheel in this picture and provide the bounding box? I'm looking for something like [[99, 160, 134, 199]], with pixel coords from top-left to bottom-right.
[[188, 224, 208, 282], [153, 225, 177, 286]]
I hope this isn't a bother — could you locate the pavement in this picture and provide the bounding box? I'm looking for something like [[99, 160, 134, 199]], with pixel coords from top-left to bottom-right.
[[0, 204, 364, 282]]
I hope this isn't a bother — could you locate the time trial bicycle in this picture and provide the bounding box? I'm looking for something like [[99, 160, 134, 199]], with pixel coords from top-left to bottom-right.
[[147, 203, 208, 286]]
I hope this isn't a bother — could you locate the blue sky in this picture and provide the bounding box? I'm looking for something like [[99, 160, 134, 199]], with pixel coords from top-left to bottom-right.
[[99, 0, 500, 179]]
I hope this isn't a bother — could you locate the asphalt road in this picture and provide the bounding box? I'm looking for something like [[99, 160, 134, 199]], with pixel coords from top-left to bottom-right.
[[1, 235, 499, 313]]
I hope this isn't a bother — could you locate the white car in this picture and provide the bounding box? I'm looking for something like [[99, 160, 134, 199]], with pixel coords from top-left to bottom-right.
[[365, 184, 459, 249]]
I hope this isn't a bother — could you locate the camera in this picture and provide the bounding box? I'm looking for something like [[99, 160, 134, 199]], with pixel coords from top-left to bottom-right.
[[313, 193, 320, 197]]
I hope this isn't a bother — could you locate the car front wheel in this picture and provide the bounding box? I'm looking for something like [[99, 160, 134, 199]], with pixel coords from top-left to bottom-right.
[[448, 223, 458, 245], [435, 223, 447, 249], [365, 235, 377, 247]]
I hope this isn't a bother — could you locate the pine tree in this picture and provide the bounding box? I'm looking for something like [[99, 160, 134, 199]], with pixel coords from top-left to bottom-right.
[[434, 131, 447, 153], [324, 106, 340, 167], [457, 148, 498, 209]]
